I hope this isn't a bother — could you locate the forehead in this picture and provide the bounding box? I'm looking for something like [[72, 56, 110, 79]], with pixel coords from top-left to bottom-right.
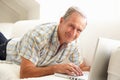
[[65, 12, 87, 29]]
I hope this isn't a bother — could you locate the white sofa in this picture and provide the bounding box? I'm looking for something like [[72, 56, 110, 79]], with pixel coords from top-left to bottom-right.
[[0, 20, 42, 39], [0, 20, 120, 80]]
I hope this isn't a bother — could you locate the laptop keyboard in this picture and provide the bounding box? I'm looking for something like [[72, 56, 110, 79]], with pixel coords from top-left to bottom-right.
[[54, 71, 89, 80]]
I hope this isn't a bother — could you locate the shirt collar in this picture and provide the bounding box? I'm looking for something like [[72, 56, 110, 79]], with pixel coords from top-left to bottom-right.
[[50, 25, 60, 47]]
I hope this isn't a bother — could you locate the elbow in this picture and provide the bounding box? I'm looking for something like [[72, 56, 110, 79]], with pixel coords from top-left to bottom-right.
[[20, 74, 25, 79], [20, 69, 29, 79], [20, 67, 33, 79]]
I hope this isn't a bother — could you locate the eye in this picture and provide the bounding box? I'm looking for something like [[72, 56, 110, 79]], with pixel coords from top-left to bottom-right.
[[70, 24, 73, 28], [77, 29, 82, 33], [69, 24, 75, 29], [77, 30, 80, 33]]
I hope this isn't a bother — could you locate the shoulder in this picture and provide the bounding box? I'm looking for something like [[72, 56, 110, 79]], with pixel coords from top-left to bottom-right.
[[23, 22, 57, 39], [31, 23, 56, 36], [35, 22, 57, 38], [18, 23, 57, 45], [35, 22, 57, 31]]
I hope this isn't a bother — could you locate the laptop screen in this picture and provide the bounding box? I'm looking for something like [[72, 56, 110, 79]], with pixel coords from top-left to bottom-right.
[[88, 37, 120, 80]]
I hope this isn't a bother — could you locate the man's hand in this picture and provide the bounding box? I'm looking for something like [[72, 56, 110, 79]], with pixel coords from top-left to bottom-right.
[[52, 63, 83, 76], [80, 61, 91, 71]]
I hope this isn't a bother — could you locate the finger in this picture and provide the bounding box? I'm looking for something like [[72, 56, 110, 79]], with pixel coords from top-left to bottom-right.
[[68, 66, 78, 76], [66, 70, 76, 76], [74, 65, 83, 76], [68, 64, 80, 76], [69, 63, 83, 76]]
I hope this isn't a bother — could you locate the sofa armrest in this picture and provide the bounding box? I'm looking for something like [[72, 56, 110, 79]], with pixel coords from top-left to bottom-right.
[[0, 23, 14, 39]]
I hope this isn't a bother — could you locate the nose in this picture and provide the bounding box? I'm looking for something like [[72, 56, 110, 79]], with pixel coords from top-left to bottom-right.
[[72, 29, 77, 37]]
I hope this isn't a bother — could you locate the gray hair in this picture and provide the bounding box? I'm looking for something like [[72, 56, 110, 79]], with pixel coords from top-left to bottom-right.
[[63, 6, 87, 20]]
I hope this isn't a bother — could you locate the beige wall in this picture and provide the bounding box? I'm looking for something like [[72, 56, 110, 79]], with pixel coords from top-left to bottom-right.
[[0, 0, 40, 23], [0, 2, 19, 23]]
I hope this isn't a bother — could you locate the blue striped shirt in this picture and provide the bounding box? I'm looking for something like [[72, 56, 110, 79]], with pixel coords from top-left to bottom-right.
[[6, 23, 83, 66]]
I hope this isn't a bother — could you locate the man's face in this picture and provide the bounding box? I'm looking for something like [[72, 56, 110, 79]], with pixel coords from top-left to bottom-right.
[[58, 12, 86, 44]]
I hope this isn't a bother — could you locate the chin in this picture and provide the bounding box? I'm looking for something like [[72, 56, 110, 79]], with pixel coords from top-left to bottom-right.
[[66, 40, 73, 43], [65, 38, 74, 43]]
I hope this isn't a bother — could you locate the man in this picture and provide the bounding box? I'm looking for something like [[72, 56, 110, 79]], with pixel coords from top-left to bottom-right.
[[0, 6, 90, 78]]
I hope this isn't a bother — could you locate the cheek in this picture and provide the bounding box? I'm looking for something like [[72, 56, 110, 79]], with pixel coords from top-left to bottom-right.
[[61, 28, 66, 34], [65, 27, 71, 33], [62, 27, 69, 33]]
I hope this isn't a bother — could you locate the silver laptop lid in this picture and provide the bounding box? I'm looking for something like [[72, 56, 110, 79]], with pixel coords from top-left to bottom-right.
[[88, 37, 120, 80]]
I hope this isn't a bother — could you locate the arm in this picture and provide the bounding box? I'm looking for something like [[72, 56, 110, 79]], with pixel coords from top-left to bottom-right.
[[20, 57, 83, 79], [20, 57, 54, 78]]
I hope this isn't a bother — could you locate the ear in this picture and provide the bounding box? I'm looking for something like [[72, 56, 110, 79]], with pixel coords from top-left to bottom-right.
[[59, 17, 64, 23]]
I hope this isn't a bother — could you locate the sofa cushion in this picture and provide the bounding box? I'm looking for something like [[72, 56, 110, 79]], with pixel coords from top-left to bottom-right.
[[0, 61, 20, 80], [12, 20, 41, 38], [0, 23, 13, 39]]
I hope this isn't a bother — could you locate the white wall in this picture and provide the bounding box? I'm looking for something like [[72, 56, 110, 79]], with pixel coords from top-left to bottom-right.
[[39, 0, 120, 65], [38, 0, 120, 23]]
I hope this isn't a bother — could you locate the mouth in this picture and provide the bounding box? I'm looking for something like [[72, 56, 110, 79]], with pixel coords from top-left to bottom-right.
[[65, 32, 71, 38], [65, 32, 74, 41]]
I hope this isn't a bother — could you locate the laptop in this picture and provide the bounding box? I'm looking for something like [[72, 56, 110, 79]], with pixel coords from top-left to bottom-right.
[[54, 37, 120, 80], [88, 37, 120, 80]]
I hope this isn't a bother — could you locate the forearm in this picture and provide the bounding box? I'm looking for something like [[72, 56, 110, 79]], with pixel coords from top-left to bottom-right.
[[20, 65, 54, 78]]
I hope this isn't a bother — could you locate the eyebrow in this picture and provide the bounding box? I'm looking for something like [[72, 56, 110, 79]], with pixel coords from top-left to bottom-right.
[[70, 24, 83, 32]]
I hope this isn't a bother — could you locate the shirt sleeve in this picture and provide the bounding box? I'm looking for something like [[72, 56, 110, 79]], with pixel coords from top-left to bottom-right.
[[18, 29, 40, 65]]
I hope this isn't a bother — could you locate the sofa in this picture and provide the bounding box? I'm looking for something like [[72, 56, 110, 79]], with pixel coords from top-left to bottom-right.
[[0, 20, 42, 39], [0, 20, 120, 80]]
